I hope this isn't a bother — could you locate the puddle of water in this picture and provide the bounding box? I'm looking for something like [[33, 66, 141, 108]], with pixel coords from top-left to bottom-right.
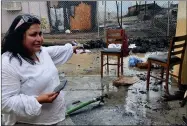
[[57, 49, 185, 125]]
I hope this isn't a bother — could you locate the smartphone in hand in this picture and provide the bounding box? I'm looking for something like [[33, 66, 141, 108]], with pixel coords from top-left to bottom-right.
[[53, 80, 67, 93]]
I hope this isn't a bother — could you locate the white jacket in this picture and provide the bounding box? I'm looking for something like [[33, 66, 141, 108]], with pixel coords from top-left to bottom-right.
[[1, 44, 73, 125]]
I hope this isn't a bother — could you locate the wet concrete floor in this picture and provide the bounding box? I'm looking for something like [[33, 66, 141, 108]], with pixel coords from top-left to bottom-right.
[[57, 49, 187, 125]]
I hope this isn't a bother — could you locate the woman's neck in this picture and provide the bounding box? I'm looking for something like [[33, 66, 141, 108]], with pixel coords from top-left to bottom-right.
[[31, 53, 39, 62]]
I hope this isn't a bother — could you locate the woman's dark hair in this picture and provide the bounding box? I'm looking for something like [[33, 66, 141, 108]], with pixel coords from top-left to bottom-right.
[[2, 14, 41, 65]]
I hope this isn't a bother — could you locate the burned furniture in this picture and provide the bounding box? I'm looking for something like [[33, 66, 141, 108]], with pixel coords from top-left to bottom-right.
[[146, 35, 187, 94], [101, 29, 125, 78]]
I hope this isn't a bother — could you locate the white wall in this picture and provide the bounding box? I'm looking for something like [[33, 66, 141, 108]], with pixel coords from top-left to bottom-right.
[[174, 1, 187, 84], [1, 1, 50, 34]]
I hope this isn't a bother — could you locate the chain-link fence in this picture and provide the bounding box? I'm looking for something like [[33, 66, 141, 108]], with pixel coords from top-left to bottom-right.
[[2, 1, 178, 47]]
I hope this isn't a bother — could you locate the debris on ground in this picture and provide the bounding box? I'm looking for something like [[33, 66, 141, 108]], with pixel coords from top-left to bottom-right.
[[153, 81, 163, 85], [128, 44, 136, 49], [162, 90, 185, 101], [139, 90, 147, 94], [128, 56, 143, 67], [71, 39, 107, 49], [83, 39, 107, 49], [128, 37, 169, 53], [136, 73, 147, 81], [144, 105, 152, 109], [76, 49, 91, 54], [65, 29, 71, 34], [151, 87, 159, 92], [132, 46, 147, 53], [113, 76, 139, 87], [136, 62, 148, 69]]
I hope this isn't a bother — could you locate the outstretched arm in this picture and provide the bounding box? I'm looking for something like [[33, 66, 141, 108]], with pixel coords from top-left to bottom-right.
[[42, 43, 74, 65]]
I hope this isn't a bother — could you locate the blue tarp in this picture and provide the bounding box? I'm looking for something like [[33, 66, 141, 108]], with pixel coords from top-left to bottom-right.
[[128, 56, 143, 67]]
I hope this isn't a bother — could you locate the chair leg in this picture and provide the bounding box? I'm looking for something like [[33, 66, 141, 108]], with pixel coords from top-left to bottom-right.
[[178, 63, 183, 87], [117, 56, 120, 77], [121, 57, 123, 76], [107, 55, 109, 74], [147, 60, 151, 90], [101, 53, 103, 78], [165, 67, 170, 94]]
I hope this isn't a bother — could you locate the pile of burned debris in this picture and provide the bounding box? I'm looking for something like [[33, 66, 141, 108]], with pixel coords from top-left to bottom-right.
[[128, 37, 170, 53], [83, 39, 107, 49], [80, 37, 169, 53]]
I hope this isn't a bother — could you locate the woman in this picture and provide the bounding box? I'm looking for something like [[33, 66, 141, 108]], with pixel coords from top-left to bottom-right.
[[1, 14, 79, 125]]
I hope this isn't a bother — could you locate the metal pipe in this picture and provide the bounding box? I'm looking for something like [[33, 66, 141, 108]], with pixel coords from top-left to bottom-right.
[[54, 7, 58, 31], [121, 1, 122, 28], [167, 1, 170, 37], [66, 99, 96, 116], [153, 1, 155, 26], [145, 1, 146, 16], [66, 94, 108, 116], [104, 1, 106, 29], [97, 1, 100, 38], [46, 1, 52, 33], [104, 1, 106, 42]]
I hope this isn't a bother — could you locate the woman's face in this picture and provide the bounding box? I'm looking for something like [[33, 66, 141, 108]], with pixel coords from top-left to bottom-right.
[[23, 24, 43, 55]]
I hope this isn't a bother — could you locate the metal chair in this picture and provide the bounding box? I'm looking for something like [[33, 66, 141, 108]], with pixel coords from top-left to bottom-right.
[[146, 35, 187, 94], [101, 29, 125, 78]]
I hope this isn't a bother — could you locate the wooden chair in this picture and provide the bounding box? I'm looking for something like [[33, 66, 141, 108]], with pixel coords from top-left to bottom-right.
[[101, 29, 125, 78], [146, 35, 187, 94]]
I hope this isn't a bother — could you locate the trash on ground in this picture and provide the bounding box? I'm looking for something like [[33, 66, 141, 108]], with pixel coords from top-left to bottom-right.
[[113, 76, 139, 87], [136, 62, 148, 69], [128, 44, 136, 49], [128, 56, 143, 67], [65, 29, 71, 34], [128, 37, 169, 53], [83, 39, 106, 49], [76, 49, 91, 54], [136, 73, 147, 81]]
